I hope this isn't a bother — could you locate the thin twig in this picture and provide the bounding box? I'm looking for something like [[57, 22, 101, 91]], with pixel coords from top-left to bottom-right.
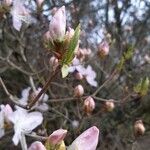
[[25, 132, 48, 141], [27, 66, 60, 109], [92, 70, 117, 96]]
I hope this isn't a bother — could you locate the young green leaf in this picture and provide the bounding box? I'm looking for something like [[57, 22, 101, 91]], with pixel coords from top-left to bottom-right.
[[61, 65, 69, 78], [62, 24, 80, 65]]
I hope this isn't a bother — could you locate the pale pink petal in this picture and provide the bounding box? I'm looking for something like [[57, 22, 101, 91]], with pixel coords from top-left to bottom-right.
[[68, 126, 99, 150], [49, 6, 66, 41], [48, 129, 67, 145], [28, 141, 46, 150]]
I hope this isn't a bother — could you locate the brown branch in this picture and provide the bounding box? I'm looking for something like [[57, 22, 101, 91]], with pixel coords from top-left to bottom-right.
[[27, 66, 61, 109]]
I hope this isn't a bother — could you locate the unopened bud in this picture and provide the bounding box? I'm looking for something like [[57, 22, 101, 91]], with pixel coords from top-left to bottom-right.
[[144, 55, 150, 64], [104, 100, 115, 112], [3, 0, 12, 7], [98, 41, 109, 58], [49, 6, 66, 42], [28, 141, 46, 150], [84, 96, 95, 114], [49, 56, 59, 70], [36, 0, 44, 8], [51, 7, 58, 16], [74, 72, 83, 80], [48, 129, 67, 145], [134, 120, 145, 136], [74, 84, 84, 97]]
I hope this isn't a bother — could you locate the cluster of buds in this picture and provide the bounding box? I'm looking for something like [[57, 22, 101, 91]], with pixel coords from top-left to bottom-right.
[[28, 126, 99, 150], [74, 84, 84, 97], [44, 6, 79, 63], [134, 120, 145, 137], [104, 100, 115, 112], [98, 41, 109, 58], [83, 96, 95, 114]]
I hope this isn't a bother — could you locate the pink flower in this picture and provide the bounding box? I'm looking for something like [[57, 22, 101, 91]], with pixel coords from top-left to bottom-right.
[[28, 141, 46, 150], [48, 129, 67, 145], [3, 0, 12, 6], [68, 126, 99, 150], [49, 6, 66, 42]]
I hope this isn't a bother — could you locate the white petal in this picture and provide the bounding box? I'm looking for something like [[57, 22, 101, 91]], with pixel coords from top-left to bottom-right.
[[22, 112, 43, 132], [12, 16, 22, 31], [86, 77, 97, 87], [36, 103, 49, 112], [12, 129, 21, 145]]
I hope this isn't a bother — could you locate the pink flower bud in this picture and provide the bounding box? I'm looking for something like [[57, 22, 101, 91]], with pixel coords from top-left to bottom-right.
[[74, 84, 84, 97], [74, 72, 83, 80], [48, 129, 67, 145], [36, 0, 44, 8], [84, 96, 95, 114], [134, 120, 145, 136], [104, 100, 115, 112], [98, 41, 109, 58], [3, 0, 12, 7], [51, 7, 58, 16], [69, 126, 99, 150], [65, 27, 75, 41], [28, 141, 46, 150], [49, 56, 59, 70], [49, 6, 66, 42]]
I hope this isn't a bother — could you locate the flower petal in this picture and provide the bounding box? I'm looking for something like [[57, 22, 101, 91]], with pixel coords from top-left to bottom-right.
[[68, 126, 99, 150]]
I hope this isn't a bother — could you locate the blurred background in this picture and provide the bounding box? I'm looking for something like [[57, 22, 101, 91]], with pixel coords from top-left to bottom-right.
[[0, 0, 150, 149]]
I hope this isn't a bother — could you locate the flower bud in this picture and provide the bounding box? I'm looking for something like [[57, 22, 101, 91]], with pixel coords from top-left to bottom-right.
[[98, 41, 109, 58], [144, 54, 150, 64], [84, 96, 95, 114], [51, 7, 58, 16], [49, 6, 66, 42], [49, 56, 59, 70], [134, 120, 145, 136], [36, 0, 44, 8], [74, 72, 83, 80], [48, 129, 67, 145], [74, 84, 84, 97], [68, 126, 99, 150], [3, 0, 12, 7], [28, 141, 46, 150], [104, 100, 115, 112]]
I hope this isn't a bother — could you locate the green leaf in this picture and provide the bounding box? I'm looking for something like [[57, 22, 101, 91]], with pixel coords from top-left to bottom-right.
[[134, 79, 143, 93], [134, 77, 149, 96], [141, 77, 149, 96], [117, 57, 125, 71], [124, 46, 134, 60], [61, 65, 69, 78], [62, 24, 80, 65]]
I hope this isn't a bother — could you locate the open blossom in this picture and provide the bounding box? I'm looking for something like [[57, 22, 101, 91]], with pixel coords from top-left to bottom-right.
[[8, 109, 43, 145], [49, 6, 66, 42], [69, 58, 97, 87], [68, 126, 99, 150], [28, 141, 46, 150], [11, 0, 35, 31], [48, 129, 67, 145], [18, 87, 49, 112]]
